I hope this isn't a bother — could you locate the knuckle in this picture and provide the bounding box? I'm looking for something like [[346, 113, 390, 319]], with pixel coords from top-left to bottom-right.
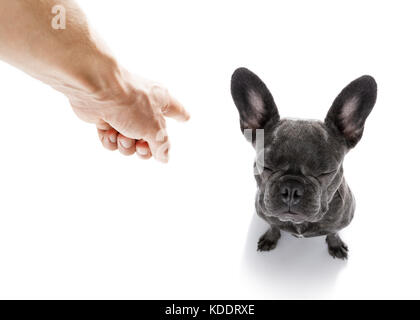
[[149, 84, 169, 108]]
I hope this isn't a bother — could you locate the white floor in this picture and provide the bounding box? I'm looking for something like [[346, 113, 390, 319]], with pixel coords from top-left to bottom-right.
[[242, 214, 347, 299], [1, 0, 420, 299]]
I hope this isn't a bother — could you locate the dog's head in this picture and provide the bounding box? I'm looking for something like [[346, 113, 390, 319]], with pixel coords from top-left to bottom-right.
[[231, 68, 377, 224]]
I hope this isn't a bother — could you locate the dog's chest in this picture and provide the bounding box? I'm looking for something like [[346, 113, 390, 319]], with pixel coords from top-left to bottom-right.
[[276, 221, 327, 238], [290, 224, 311, 238], [292, 225, 306, 238]]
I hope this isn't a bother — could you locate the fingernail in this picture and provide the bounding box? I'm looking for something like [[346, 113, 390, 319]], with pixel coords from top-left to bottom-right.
[[109, 134, 117, 143], [120, 139, 133, 149], [137, 148, 148, 156]]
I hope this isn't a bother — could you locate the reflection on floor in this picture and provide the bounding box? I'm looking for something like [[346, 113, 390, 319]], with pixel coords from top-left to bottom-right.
[[242, 213, 347, 298]]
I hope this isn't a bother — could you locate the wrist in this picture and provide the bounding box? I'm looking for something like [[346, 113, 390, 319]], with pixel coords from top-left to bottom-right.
[[52, 47, 135, 104], [69, 49, 124, 94]]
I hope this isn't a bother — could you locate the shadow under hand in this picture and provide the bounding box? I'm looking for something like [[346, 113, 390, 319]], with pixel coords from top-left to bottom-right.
[[242, 213, 347, 298]]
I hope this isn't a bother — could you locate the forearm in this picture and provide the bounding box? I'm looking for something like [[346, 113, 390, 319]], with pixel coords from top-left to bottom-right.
[[0, 0, 120, 95], [0, 0, 189, 163]]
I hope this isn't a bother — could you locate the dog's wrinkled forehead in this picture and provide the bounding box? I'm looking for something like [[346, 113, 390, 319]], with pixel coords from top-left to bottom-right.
[[264, 119, 344, 172], [230, 68, 377, 170]]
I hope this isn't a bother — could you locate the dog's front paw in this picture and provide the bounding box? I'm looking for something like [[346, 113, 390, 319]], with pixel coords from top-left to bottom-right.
[[327, 243, 348, 260], [257, 237, 277, 251], [326, 233, 348, 260], [257, 228, 281, 252]]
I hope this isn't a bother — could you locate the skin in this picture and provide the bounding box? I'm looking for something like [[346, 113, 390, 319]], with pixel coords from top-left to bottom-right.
[[231, 68, 377, 260], [0, 0, 189, 162]]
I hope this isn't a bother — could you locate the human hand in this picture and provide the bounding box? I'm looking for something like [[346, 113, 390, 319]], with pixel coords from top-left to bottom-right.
[[0, 0, 189, 163], [68, 68, 190, 163]]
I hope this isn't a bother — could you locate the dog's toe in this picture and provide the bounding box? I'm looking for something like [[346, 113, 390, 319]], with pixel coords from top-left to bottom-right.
[[328, 244, 348, 260], [257, 228, 281, 252], [257, 238, 277, 251], [257, 236, 277, 251]]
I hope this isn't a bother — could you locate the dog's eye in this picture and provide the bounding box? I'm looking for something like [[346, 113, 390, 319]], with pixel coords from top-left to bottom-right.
[[317, 170, 336, 178]]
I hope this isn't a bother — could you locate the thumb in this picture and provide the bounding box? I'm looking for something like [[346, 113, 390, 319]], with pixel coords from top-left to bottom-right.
[[146, 127, 170, 163]]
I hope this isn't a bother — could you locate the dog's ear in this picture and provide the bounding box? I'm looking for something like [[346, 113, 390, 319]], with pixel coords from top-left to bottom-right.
[[231, 68, 279, 137], [325, 75, 377, 148]]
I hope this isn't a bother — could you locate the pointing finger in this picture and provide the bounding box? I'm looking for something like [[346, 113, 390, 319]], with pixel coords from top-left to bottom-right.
[[161, 94, 190, 122]]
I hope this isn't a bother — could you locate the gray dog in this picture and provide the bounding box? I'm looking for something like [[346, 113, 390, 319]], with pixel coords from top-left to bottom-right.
[[230, 68, 377, 259]]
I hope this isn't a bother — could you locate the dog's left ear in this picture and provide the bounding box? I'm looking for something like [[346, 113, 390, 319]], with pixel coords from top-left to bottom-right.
[[325, 75, 377, 148]]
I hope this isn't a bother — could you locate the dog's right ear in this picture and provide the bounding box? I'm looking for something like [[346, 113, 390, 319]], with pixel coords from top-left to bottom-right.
[[231, 68, 279, 138]]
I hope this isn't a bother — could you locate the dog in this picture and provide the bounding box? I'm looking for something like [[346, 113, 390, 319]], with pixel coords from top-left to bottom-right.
[[230, 68, 377, 259]]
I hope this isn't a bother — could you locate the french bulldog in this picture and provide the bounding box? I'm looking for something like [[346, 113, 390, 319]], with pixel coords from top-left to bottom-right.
[[230, 68, 377, 259]]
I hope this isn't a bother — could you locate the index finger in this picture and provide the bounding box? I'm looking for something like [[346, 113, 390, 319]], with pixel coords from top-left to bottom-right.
[[161, 95, 190, 122]]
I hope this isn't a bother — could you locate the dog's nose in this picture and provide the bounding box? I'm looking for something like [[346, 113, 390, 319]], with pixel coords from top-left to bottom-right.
[[280, 181, 304, 206]]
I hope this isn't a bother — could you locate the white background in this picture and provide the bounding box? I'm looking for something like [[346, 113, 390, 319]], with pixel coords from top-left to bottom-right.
[[0, 0, 418, 299]]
